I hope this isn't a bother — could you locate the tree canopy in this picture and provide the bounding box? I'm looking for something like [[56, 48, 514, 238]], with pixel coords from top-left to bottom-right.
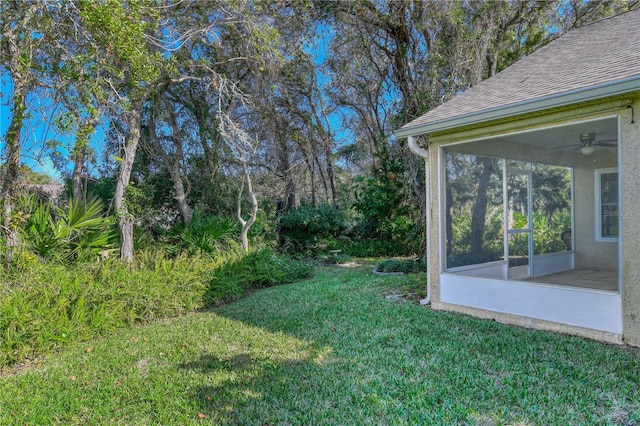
[[2, 0, 637, 262]]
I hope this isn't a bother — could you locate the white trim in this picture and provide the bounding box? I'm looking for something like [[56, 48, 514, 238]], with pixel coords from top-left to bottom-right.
[[508, 264, 530, 280], [448, 260, 507, 280], [447, 259, 506, 274], [429, 115, 619, 148], [440, 273, 623, 334], [594, 167, 619, 242], [438, 145, 446, 274], [570, 167, 576, 260], [395, 77, 639, 139], [531, 250, 574, 276], [616, 115, 623, 296], [448, 252, 574, 279], [506, 168, 534, 276]]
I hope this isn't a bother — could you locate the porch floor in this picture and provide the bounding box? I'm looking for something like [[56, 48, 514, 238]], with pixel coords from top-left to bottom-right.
[[526, 269, 618, 292]]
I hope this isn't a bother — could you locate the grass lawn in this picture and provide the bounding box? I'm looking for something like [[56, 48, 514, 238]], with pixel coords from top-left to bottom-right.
[[1, 264, 639, 425]]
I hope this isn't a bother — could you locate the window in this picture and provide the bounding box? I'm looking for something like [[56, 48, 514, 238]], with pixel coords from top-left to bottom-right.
[[595, 168, 619, 241]]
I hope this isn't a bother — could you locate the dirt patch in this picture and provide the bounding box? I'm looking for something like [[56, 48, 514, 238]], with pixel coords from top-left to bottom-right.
[[0, 360, 36, 378]]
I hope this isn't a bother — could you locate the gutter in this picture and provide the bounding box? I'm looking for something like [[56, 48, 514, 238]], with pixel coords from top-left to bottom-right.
[[396, 76, 640, 139], [408, 136, 431, 306]]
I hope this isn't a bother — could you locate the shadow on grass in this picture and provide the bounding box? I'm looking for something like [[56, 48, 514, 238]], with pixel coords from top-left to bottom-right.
[[180, 348, 336, 423], [202, 265, 640, 425]]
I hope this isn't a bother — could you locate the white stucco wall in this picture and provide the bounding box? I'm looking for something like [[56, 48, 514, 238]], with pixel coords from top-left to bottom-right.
[[573, 149, 618, 270]]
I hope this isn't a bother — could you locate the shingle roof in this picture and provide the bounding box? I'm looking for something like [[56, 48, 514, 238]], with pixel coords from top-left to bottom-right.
[[398, 9, 640, 136]]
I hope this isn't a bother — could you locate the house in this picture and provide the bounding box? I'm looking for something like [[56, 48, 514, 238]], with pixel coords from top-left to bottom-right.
[[23, 184, 65, 204], [396, 10, 640, 346]]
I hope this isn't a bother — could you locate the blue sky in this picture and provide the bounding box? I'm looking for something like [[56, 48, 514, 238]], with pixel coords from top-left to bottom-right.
[[1, 75, 64, 180], [0, 73, 107, 182]]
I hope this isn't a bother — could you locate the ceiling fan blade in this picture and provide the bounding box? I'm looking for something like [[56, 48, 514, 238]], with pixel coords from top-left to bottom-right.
[[555, 143, 581, 149], [594, 138, 617, 146]]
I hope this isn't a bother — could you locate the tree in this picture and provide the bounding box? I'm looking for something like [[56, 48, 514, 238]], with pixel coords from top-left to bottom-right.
[[146, 92, 194, 225], [51, 75, 103, 202], [315, 1, 593, 259], [168, 81, 225, 210], [76, 0, 163, 261], [215, 76, 260, 252], [0, 0, 51, 264], [43, 0, 107, 203], [558, 0, 640, 29], [283, 51, 340, 208], [18, 165, 54, 185]]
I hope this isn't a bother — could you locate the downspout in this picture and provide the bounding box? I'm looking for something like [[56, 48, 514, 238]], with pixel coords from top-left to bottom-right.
[[408, 135, 431, 305]]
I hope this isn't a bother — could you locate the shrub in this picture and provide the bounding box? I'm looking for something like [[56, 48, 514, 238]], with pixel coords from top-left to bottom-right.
[[163, 212, 238, 255], [348, 160, 422, 257], [374, 258, 426, 274], [278, 204, 348, 258], [0, 249, 312, 367], [19, 196, 116, 263], [0, 254, 210, 366], [342, 238, 420, 258], [207, 248, 313, 304]]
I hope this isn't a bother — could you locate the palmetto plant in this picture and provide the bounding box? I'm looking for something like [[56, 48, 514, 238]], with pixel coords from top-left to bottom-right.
[[21, 196, 116, 263], [532, 209, 571, 254], [165, 212, 237, 255]]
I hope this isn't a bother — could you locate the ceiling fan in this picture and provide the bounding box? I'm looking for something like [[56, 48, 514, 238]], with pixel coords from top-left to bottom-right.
[[557, 132, 617, 155]]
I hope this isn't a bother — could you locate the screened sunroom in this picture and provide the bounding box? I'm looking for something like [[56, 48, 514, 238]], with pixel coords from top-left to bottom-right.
[[442, 116, 619, 291], [432, 116, 622, 336]]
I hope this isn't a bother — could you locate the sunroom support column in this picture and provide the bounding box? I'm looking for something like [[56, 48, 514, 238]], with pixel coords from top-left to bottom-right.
[[621, 102, 640, 346]]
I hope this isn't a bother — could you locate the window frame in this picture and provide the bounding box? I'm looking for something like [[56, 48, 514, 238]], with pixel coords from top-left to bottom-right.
[[594, 167, 619, 242]]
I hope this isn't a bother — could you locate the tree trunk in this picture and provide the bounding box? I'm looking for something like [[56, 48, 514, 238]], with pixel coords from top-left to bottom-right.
[[470, 158, 494, 257], [275, 136, 296, 212], [1, 93, 25, 264], [322, 139, 338, 208], [196, 113, 220, 183], [302, 148, 316, 205], [149, 131, 194, 225], [308, 72, 339, 207], [149, 99, 193, 225], [113, 106, 143, 262], [119, 219, 135, 262], [70, 136, 91, 202], [237, 159, 258, 252], [1, 5, 33, 264], [179, 89, 221, 184], [313, 150, 329, 204], [63, 98, 99, 203], [71, 156, 85, 201], [174, 177, 193, 225]]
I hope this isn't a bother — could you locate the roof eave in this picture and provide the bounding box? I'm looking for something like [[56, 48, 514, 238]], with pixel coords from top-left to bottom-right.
[[395, 76, 640, 139]]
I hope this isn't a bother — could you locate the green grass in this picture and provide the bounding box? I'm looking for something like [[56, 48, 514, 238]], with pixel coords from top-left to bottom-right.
[[1, 265, 639, 425]]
